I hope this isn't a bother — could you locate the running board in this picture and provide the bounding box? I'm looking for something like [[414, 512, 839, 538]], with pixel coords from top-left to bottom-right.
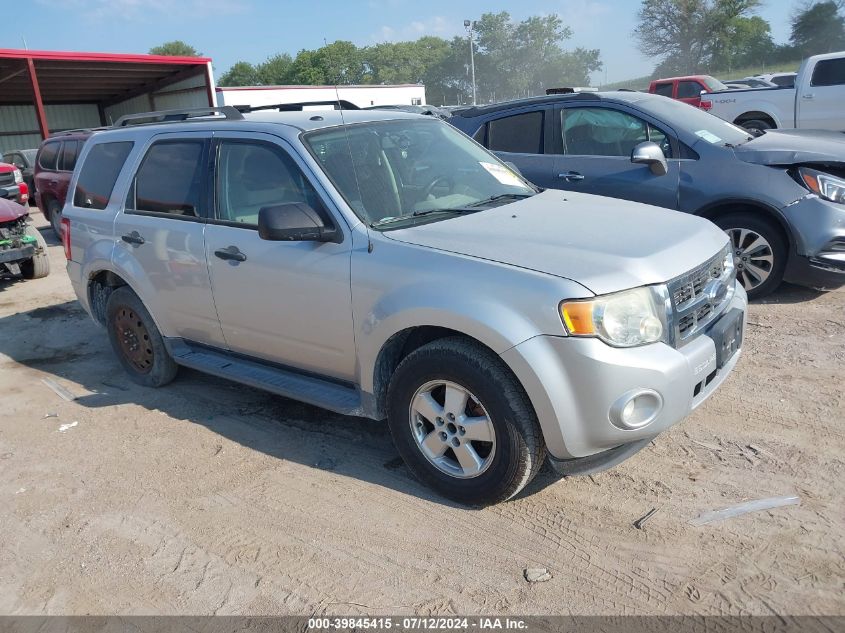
[[166, 339, 363, 417]]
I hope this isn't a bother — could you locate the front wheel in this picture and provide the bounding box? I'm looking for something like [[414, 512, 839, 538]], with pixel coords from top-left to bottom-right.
[[105, 287, 178, 387], [386, 337, 545, 506], [715, 212, 787, 299]]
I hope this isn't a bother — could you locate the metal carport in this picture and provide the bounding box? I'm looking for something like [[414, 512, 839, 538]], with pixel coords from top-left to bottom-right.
[[0, 49, 215, 152]]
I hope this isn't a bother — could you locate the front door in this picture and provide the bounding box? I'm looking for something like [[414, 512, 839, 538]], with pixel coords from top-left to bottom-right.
[[480, 107, 559, 189], [797, 57, 845, 131], [112, 132, 225, 347], [204, 133, 356, 381], [552, 104, 680, 210]]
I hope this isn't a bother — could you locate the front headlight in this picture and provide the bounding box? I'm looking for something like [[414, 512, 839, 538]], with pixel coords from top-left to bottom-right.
[[13, 169, 22, 184], [797, 167, 845, 204], [560, 285, 670, 348]]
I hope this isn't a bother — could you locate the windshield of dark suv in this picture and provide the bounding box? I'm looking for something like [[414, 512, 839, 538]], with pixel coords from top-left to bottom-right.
[[303, 118, 536, 229]]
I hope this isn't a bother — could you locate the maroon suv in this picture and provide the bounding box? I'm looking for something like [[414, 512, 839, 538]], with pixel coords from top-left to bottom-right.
[[35, 130, 92, 237]]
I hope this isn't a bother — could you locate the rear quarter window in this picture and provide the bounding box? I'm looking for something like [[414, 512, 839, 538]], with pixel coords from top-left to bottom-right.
[[60, 140, 80, 172], [811, 59, 845, 87], [38, 142, 60, 170], [653, 83, 673, 97], [73, 141, 134, 210]]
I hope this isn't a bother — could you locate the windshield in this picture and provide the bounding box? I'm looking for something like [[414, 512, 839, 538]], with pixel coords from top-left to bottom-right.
[[644, 96, 752, 146], [303, 118, 536, 229], [21, 149, 37, 163], [703, 76, 729, 92]]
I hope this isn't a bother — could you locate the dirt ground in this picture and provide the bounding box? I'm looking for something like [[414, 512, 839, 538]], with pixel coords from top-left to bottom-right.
[[1, 211, 843, 617]]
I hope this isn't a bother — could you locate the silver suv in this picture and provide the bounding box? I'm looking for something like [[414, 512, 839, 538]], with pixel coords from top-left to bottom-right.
[[63, 106, 747, 505]]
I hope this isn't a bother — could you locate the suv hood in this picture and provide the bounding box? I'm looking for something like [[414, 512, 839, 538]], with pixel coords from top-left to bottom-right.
[[0, 197, 28, 223], [384, 190, 728, 295], [735, 129, 845, 166]]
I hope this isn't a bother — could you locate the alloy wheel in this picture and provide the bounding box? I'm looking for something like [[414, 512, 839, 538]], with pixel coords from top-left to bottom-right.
[[726, 227, 774, 291], [408, 380, 496, 479]]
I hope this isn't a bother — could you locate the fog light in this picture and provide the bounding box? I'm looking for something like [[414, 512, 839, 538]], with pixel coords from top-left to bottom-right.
[[609, 389, 663, 430]]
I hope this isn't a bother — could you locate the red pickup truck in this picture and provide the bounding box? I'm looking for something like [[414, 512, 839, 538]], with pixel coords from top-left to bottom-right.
[[0, 162, 29, 206], [648, 75, 729, 109]]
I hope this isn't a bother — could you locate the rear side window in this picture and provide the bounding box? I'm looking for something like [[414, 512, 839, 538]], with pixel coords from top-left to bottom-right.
[[59, 140, 80, 172], [73, 141, 134, 210], [811, 59, 845, 87], [487, 111, 544, 154], [38, 142, 60, 170], [677, 81, 703, 99], [128, 141, 206, 218], [653, 83, 673, 97]]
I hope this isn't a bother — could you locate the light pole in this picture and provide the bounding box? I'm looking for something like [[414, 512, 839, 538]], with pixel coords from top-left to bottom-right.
[[464, 19, 477, 105]]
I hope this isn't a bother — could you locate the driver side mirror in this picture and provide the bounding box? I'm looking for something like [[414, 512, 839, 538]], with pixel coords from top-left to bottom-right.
[[631, 142, 668, 176], [258, 202, 340, 243]]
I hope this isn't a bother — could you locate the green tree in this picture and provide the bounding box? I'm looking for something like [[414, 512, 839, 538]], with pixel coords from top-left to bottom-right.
[[257, 53, 294, 85], [790, 1, 845, 56], [711, 15, 775, 71], [634, 0, 761, 75], [218, 61, 259, 87], [149, 41, 202, 57]]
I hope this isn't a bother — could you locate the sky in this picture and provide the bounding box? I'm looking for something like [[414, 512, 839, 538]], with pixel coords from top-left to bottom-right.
[[12, 0, 798, 84]]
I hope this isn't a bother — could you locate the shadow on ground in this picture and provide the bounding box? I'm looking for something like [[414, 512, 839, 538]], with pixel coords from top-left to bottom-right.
[[0, 297, 566, 507]]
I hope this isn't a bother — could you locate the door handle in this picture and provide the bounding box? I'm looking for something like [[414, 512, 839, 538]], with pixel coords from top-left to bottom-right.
[[802, 93, 814, 99], [558, 171, 585, 182], [214, 245, 247, 262], [121, 231, 145, 246]]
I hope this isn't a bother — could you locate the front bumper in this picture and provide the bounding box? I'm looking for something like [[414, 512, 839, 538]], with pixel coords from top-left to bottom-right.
[[782, 195, 845, 290], [0, 244, 35, 265], [501, 286, 747, 461]]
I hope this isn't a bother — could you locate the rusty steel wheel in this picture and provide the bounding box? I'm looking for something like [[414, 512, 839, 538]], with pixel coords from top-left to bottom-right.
[[113, 306, 154, 374]]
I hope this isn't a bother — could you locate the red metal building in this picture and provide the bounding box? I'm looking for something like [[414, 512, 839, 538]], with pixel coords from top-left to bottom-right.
[[0, 48, 215, 152]]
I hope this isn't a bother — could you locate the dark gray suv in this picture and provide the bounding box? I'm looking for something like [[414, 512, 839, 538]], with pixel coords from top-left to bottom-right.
[[450, 92, 845, 298]]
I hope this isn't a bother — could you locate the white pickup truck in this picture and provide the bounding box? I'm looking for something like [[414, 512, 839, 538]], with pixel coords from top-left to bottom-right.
[[705, 51, 845, 132]]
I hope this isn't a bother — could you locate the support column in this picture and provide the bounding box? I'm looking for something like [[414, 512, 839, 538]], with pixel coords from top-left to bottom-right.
[[26, 58, 49, 140]]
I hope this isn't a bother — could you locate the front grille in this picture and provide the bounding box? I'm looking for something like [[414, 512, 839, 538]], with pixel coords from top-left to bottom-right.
[[667, 247, 734, 346], [0, 172, 14, 187]]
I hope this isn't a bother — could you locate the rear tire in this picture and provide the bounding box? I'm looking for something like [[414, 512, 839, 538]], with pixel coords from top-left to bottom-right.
[[20, 223, 50, 279], [105, 287, 178, 387], [386, 337, 545, 506], [715, 212, 787, 299], [47, 199, 63, 239]]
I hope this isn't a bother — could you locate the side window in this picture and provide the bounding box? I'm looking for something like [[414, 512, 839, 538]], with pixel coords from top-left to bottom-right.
[[811, 59, 845, 87], [59, 140, 80, 172], [38, 142, 60, 170], [677, 81, 703, 99], [73, 141, 133, 210], [7, 153, 24, 169], [647, 124, 673, 157], [653, 83, 673, 97], [562, 107, 651, 157], [128, 141, 206, 218], [487, 111, 544, 154], [216, 141, 322, 226]]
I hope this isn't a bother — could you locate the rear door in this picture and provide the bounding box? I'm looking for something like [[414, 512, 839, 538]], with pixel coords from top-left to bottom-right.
[[473, 106, 558, 188], [112, 132, 225, 347], [797, 57, 845, 131], [35, 140, 62, 207], [203, 132, 356, 381], [552, 103, 680, 210], [677, 80, 705, 107]]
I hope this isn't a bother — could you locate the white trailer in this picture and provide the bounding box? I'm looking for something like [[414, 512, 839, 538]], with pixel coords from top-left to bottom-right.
[[217, 84, 426, 109]]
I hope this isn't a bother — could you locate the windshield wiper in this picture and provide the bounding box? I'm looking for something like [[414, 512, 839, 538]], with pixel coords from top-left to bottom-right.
[[370, 208, 478, 228], [463, 192, 535, 208]]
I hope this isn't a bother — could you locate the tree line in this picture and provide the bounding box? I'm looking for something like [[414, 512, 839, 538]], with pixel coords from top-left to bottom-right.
[[150, 1, 845, 101], [634, 0, 845, 77]]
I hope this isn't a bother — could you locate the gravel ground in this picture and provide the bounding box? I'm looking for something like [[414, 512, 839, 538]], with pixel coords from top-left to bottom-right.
[[1, 212, 843, 616]]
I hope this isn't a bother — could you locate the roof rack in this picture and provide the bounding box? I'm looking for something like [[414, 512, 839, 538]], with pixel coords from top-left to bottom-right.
[[113, 106, 244, 127], [236, 100, 360, 113], [49, 127, 111, 137]]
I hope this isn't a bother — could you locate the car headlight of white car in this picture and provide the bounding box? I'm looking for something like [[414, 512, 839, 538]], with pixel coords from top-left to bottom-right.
[[560, 285, 671, 347]]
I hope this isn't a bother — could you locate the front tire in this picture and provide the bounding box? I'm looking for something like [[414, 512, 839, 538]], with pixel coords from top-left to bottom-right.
[[105, 287, 178, 387], [387, 337, 545, 506], [20, 223, 50, 279], [715, 212, 787, 299]]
